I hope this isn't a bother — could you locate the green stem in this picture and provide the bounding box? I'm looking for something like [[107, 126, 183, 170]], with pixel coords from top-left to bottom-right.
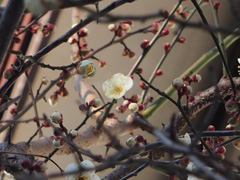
[[142, 32, 240, 120], [209, 0, 227, 74]]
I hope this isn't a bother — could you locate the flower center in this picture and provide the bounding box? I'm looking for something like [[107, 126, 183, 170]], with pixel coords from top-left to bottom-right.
[[86, 64, 94, 75], [114, 86, 123, 94]]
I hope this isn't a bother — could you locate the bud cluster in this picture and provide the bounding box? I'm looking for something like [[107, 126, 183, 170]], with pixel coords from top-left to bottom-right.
[[126, 135, 148, 157], [21, 159, 47, 173], [108, 20, 134, 38], [203, 125, 226, 159], [116, 94, 144, 114], [30, 23, 55, 37], [172, 74, 202, 97]]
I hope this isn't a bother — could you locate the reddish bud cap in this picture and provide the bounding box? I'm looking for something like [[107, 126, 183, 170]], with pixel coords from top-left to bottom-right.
[[140, 39, 150, 49]]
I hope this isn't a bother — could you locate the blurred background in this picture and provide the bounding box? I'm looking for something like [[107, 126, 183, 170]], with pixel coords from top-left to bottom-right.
[[0, 0, 239, 179]]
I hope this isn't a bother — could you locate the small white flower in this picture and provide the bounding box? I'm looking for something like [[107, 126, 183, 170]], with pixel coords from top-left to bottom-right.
[[102, 73, 133, 99], [186, 162, 205, 180], [80, 160, 95, 175], [81, 173, 100, 180], [178, 133, 191, 145], [128, 103, 139, 112], [50, 111, 63, 124], [65, 163, 81, 180], [77, 60, 96, 77], [65, 160, 100, 180]]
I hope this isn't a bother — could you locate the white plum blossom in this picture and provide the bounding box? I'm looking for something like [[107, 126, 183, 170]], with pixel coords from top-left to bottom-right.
[[65, 163, 80, 180], [65, 160, 100, 180], [178, 133, 191, 145], [77, 60, 96, 77], [102, 73, 133, 99], [186, 162, 205, 180]]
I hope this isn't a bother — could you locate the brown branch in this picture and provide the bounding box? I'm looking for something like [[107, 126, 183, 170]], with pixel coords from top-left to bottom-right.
[[174, 75, 240, 133], [0, 0, 136, 98], [11, 76, 240, 156]]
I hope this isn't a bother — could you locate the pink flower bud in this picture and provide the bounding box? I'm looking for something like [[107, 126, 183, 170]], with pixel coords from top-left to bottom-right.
[[152, 20, 160, 30], [155, 69, 163, 76], [225, 124, 235, 130], [122, 20, 133, 26], [136, 67, 143, 74], [57, 87, 69, 97], [213, 1, 220, 11], [214, 146, 226, 154], [135, 135, 145, 143], [161, 29, 169, 37], [123, 99, 130, 106], [188, 96, 195, 103], [178, 37, 186, 44], [107, 113, 115, 119], [180, 12, 189, 20], [56, 79, 64, 87], [42, 120, 51, 128], [140, 39, 150, 49], [79, 104, 88, 112], [182, 75, 191, 82], [33, 161, 47, 173], [67, 37, 78, 44], [207, 125, 215, 131], [138, 104, 144, 112], [163, 42, 171, 52], [139, 81, 147, 90], [116, 105, 127, 113], [160, 9, 169, 18], [121, 23, 131, 33], [99, 60, 106, 67], [182, 85, 192, 96], [30, 23, 42, 34], [78, 28, 89, 37], [89, 98, 101, 108], [10, 108, 18, 116], [60, 69, 71, 81], [192, 74, 201, 83], [128, 50, 136, 58]]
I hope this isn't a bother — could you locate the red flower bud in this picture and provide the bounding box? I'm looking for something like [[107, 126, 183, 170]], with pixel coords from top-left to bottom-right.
[[140, 39, 150, 49], [155, 69, 163, 76], [161, 29, 169, 37], [178, 37, 186, 44], [78, 28, 89, 37], [163, 42, 171, 52], [213, 1, 220, 11], [139, 81, 147, 90]]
